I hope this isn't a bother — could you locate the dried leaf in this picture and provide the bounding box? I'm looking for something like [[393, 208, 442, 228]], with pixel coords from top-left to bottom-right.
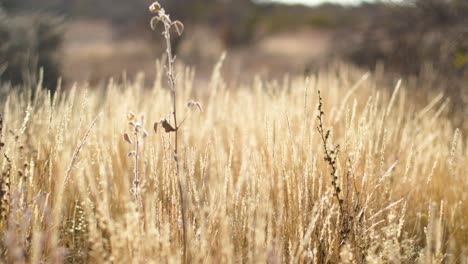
[[142, 128, 149, 138], [123, 133, 132, 145], [161, 119, 176, 133], [173, 20, 184, 36], [150, 16, 161, 31]]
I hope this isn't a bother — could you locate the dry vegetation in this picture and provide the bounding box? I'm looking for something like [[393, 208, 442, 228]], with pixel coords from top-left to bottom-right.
[[0, 58, 466, 263], [0, 2, 467, 263]]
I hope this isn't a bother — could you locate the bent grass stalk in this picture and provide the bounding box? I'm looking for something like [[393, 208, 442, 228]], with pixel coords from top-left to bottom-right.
[[64, 112, 102, 187]]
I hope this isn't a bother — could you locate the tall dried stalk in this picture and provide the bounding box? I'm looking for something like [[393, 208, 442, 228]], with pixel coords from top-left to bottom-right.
[[316, 91, 351, 246], [149, 2, 187, 262], [124, 113, 148, 204]]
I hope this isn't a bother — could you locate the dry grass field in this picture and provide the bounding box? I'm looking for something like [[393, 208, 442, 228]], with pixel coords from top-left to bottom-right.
[[0, 57, 466, 263]]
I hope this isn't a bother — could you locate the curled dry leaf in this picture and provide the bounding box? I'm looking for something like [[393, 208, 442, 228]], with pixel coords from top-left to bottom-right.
[[123, 133, 132, 145], [173, 21, 184, 36], [150, 16, 161, 31], [161, 119, 176, 133]]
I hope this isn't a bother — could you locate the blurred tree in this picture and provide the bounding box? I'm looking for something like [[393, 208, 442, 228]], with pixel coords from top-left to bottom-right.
[[2, 0, 265, 47], [0, 2, 64, 90], [0, 0, 17, 11], [348, 0, 468, 74], [340, 0, 467, 121]]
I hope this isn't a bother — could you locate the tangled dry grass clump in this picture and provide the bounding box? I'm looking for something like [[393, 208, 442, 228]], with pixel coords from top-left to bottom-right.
[[0, 2, 466, 263]]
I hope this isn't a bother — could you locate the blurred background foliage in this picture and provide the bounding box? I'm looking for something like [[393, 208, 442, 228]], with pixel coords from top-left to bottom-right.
[[0, 0, 466, 109], [341, 0, 468, 114], [344, 0, 468, 75], [0, 1, 63, 90]]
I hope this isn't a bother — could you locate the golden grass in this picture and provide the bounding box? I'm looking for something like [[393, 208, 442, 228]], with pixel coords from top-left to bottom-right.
[[0, 61, 466, 263]]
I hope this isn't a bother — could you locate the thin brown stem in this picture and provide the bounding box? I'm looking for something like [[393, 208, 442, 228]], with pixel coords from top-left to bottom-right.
[[133, 132, 140, 202], [178, 110, 194, 129], [162, 15, 187, 263]]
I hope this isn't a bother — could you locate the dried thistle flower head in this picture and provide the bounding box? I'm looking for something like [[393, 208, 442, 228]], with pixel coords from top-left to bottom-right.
[[149, 2, 161, 13]]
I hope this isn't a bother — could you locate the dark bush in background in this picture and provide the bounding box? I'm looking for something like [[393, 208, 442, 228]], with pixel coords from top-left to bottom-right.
[[348, 0, 468, 75], [0, 4, 64, 90], [341, 0, 467, 117]]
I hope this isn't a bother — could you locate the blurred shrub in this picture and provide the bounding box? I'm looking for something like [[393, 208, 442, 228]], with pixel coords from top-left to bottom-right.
[[255, 3, 352, 36], [0, 8, 63, 89], [348, 0, 467, 74], [341, 0, 467, 116], [0, 0, 18, 11], [165, 0, 260, 47]]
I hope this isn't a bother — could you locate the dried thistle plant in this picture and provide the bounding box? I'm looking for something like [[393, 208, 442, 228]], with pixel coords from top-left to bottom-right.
[[316, 90, 351, 245], [149, 2, 201, 261], [123, 112, 148, 203]]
